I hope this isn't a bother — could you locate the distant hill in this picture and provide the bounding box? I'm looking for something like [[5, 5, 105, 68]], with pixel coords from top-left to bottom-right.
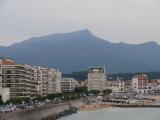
[[0, 29, 160, 73]]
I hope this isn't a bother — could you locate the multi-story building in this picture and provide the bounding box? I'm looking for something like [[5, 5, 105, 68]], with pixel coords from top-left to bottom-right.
[[1, 58, 37, 98], [47, 69, 61, 94], [106, 80, 125, 93], [35, 67, 49, 97], [132, 74, 148, 94], [0, 58, 10, 102], [26, 65, 37, 98], [147, 80, 159, 94], [0, 57, 62, 101], [61, 78, 79, 93], [124, 80, 134, 93], [35, 67, 62, 96], [156, 80, 160, 93], [87, 67, 107, 91]]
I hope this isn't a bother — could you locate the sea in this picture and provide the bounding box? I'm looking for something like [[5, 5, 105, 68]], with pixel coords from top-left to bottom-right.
[[59, 108, 160, 120]]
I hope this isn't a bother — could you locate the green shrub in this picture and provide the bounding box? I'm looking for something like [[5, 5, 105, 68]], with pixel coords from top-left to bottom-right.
[[5, 97, 29, 105], [0, 100, 3, 105]]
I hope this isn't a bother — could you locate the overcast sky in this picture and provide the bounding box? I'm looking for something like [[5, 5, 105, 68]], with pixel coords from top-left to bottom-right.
[[0, 0, 160, 46]]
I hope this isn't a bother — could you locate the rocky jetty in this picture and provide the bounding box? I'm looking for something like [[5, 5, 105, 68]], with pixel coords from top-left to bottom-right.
[[41, 106, 78, 120]]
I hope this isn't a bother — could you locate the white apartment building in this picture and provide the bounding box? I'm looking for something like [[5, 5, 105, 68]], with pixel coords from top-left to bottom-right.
[[61, 78, 79, 93], [35, 67, 49, 97], [0, 57, 62, 100], [35, 67, 62, 96], [107, 80, 125, 93], [1, 58, 37, 99], [0, 87, 10, 102], [87, 67, 107, 91], [124, 80, 134, 93], [48, 69, 61, 94], [132, 74, 148, 94], [0, 58, 10, 102]]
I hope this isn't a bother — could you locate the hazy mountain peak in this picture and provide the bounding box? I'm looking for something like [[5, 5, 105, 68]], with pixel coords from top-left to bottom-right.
[[68, 29, 92, 36], [0, 30, 160, 73], [144, 41, 159, 45], [139, 41, 159, 47]]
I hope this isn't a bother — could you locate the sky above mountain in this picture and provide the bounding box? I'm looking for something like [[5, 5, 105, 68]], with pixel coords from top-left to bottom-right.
[[0, 0, 160, 46]]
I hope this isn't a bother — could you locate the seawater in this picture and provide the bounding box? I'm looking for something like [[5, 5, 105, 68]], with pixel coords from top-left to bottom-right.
[[59, 108, 160, 120]]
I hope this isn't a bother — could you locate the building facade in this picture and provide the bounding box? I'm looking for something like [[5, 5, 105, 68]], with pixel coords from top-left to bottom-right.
[[0, 58, 11, 102], [107, 80, 125, 93], [0, 57, 62, 101], [124, 80, 134, 93], [35, 67, 49, 97], [61, 78, 79, 93], [36, 67, 62, 96], [132, 74, 148, 94], [87, 67, 107, 91], [1, 59, 37, 98], [47, 69, 62, 94]]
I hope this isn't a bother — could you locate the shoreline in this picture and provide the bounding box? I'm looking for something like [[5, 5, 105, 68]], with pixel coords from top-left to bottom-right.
[[111, 104, 160, 108], [78, 103, 112, 111], [1, 100, 160, 120], [78, 102, 160, 111]]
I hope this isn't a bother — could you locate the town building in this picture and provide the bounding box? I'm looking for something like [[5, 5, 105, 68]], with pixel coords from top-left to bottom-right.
[[156, 80, 160, 93], [124, 80, 134, 93], [0, 57, 62, 101], [147, 80, 159, 94], [106, 80, 125, 93], [0, 58, 10, 102], [47, 69, 62, 94], [35, 67, 49, 97], [61, 78, 79, 93], [35, 67, 62, 96], [87, 67, 107, 91], [1, 58, 37, 99], [132, 74, 148, 94]]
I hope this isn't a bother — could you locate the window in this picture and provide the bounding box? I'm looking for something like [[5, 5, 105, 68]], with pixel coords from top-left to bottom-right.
[[6, 71, 11, 74]]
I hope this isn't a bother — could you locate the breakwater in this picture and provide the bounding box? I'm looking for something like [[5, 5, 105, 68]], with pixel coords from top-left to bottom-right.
[[0, 100, 85, 120], [41, 106, 78, 120]]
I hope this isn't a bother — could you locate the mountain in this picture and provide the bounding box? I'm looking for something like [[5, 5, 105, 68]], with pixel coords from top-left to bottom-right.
[[0, 29, 160, 73]]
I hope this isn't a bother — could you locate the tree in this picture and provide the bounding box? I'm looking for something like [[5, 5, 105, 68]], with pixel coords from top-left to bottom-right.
[[5, 97, 30, 105], [103, 89, 112, 95], [73, 86, 88, 94], [0, 100, 3, 105], [89, 90, 100, 95], [46, 93, 62, 100]]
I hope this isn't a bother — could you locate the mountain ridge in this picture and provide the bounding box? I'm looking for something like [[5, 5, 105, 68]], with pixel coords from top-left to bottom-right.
[[0, 29, 160, 73], [1, 29, 159, 47]]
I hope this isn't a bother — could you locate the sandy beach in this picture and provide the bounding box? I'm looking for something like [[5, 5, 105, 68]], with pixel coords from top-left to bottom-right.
[[79, 103, 112, 111]]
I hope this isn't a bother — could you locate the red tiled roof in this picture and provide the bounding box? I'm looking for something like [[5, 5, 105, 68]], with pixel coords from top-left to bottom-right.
[[2, 59, 16, 65]]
